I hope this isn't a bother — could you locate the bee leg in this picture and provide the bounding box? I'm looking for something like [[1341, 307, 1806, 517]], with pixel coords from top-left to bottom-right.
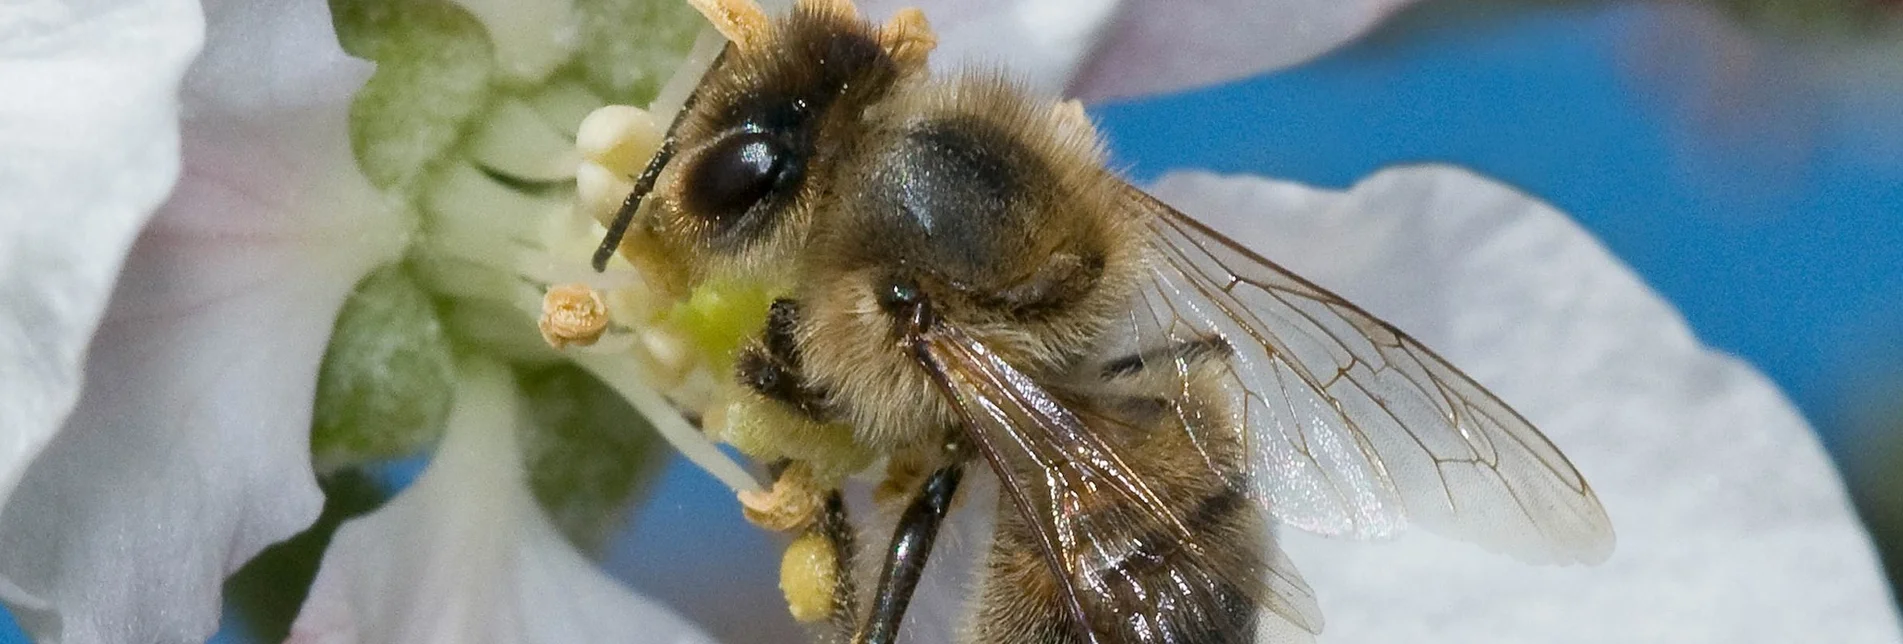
[[854, 464, 964, 644], [1096, 334, 1234, 381], [783, 490, 861, 629], [736, 299, 834, 420]]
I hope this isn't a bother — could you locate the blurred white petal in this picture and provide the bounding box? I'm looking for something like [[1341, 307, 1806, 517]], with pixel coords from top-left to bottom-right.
[[859, 0, 1122, 95], [290, 358, 715, 644], [0, 0, 401, 640], [1069, 0, 1417, 101], [449, 0, 576, 83], [1147, 166, 1902, 643], [852, 0, 1416, 100], [1617, 3, 1903, 211], [0, 0, 199, 520]]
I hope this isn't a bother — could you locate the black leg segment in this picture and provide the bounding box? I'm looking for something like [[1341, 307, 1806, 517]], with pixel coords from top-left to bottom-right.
[[854, 464, 963, 644]]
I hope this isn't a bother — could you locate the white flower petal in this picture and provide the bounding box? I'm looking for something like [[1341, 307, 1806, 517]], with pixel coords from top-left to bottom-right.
[[289, 358, 715, 644], [186, 0, 376, 118], [853, 0, 1415, 99], [1617, 4, 1903, 196], [0, 0, 200, 522], [1068, 0, 1417, 101], [0, 0, 401, 640], [858, 0, 1122, 95], [1146, 166, 1903, 642]]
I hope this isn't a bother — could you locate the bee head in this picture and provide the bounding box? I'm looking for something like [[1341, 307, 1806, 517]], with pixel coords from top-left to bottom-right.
[[616, 0, 931, 294]]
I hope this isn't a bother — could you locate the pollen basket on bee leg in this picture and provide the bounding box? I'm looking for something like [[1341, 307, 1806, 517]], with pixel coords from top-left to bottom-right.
[[781, 531, 841, 623]]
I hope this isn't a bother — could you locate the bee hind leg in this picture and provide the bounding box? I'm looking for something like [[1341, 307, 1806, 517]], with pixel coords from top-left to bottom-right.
[[854, 464, 964, 644]]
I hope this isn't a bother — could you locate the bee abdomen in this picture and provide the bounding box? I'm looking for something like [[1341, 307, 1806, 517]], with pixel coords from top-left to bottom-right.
[[970, 482, 1263, 644], [1079, 484, 1259, 644]]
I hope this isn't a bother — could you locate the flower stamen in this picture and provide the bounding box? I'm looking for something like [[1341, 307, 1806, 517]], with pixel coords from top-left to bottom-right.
[[738, 461, 825, 532], [539, 283, 610, 348], [577, 105, 663, 175]]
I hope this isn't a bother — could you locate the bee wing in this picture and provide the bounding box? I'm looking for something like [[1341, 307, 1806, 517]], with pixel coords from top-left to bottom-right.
[[1121, 185, 1614, 565], [912, 323, 1325, 641]]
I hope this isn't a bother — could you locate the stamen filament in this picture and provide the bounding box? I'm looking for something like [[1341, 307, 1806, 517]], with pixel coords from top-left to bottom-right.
[[573, 353, 764, 493]]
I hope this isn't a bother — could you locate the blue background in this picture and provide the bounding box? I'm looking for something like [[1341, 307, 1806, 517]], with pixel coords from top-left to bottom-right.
[[1093, 4, 1903, 461], [8, 1, 1900, 642]]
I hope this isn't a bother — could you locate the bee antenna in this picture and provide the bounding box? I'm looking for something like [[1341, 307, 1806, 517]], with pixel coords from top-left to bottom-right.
[[592, 46, 735, 272], [591, 138, 677, 272]]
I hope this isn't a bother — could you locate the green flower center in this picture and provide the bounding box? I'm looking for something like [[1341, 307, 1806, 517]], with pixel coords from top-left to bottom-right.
[[308, 0, 757, 546]]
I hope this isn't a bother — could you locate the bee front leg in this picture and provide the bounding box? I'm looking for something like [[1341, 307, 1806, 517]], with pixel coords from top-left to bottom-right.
[[855, 464, 963, 644], [735, 299, 834, 420]]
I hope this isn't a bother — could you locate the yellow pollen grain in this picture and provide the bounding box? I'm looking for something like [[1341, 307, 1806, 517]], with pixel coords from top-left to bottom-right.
[[780, 531, 837, 623], [539, 283, 610, 349]]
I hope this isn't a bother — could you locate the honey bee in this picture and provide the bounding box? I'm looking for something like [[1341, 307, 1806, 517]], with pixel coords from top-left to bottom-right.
[[587, 0, 1616, 641]]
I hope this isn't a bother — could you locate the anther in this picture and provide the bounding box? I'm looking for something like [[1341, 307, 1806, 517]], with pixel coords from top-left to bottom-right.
[[538, 283, 611, 349], [739, 461, 826, 532], [881, 7, 936, 73], [689, 0, 773, 53], [575, 161, 635, 228], [576, 104, 662, 175]]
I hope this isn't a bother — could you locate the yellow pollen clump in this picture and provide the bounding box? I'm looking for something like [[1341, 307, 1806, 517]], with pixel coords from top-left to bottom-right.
[[538, 283, 610, 349], [780, 531, 838, 623]]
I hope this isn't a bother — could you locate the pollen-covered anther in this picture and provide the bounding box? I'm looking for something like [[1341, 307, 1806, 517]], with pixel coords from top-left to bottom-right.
[[881, 7, 936, 72], [739, 462, 826, 532], [689, 0, 773, 53], [576, 104, 662, 175], [538, 283, 611, 349]]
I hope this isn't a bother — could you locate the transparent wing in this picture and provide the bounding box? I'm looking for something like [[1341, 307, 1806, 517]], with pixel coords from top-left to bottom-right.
[[1119, 185, 1614, 565], [912, 323, 1323, 641]]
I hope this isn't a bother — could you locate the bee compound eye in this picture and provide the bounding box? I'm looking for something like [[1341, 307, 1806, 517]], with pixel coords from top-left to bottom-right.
[[684, 131, 792, 230]]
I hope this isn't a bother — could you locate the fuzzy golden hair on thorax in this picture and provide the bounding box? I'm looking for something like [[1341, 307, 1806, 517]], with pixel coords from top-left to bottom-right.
[[784, 73, 1146, 452]]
